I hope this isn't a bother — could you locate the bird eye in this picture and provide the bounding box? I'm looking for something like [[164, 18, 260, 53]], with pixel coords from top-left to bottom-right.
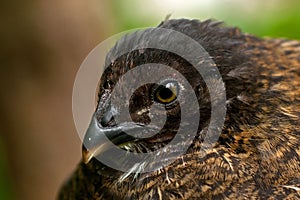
[[153, 80, 179, 105]]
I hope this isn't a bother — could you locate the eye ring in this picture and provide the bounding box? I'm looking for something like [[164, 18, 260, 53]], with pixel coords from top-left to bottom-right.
[[153, 80, 179, 105]]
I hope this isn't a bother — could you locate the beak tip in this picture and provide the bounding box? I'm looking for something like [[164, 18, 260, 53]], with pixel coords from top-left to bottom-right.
[[82, 145, 92, 164]]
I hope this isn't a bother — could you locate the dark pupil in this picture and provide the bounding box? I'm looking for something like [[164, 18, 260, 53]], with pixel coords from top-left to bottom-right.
[[159, 87, 174, 99]]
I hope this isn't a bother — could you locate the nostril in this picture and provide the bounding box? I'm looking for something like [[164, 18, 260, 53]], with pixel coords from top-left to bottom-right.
[[100, 109, 116, 127]]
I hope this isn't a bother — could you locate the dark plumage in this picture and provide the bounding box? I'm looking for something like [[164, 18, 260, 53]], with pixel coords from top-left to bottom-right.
[[58, 19, 300, 199]]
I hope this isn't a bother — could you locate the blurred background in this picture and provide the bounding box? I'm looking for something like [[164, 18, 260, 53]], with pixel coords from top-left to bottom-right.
[[0, 0, 299, 199]]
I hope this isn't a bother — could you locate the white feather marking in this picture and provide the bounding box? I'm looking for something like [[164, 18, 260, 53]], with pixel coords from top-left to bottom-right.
[[157, 187, 163, 200], [137, 108, 149, 115], [282, 185, 300, 191]]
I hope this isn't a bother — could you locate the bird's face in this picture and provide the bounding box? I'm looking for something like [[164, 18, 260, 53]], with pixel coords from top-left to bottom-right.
[[82, 47, 212, 172]]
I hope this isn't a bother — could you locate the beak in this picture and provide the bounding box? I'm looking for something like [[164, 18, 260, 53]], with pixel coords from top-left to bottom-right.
[[82, 112, 142, 164]]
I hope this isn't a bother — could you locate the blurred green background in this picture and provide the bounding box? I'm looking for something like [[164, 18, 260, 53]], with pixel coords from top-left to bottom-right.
[[111, 0, 300, 39], [0, 0, 299, 200]]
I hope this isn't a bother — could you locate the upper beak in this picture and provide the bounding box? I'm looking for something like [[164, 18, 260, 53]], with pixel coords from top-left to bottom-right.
[[82, 113, 114, 164]]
